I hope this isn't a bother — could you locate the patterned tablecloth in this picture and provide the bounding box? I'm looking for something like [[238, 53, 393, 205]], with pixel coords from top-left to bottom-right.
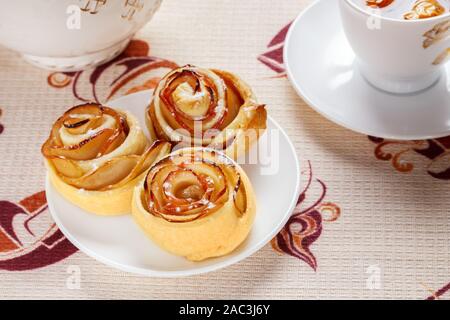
[[0, 0, 449, 300]]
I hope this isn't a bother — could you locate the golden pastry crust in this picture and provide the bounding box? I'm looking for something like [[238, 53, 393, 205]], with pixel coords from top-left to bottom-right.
[[42, 103, 171, 215], [47, 160, 146, 215], [132, 148, 256, 261], [146, 65, 267, 160]]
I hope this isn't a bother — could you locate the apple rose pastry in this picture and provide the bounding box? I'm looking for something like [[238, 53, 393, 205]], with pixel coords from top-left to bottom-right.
[[146, 65, 267, 159], [42, 103, 171, 215], [132, 148, 256, 261]]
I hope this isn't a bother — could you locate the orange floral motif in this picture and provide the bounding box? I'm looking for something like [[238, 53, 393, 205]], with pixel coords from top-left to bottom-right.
[[371, 139, 428, 173], [271, 162, 340, 271], [0, 191, 78, 270], [47, 39, 178, 103], [369, 136, 450, 180], [124, 77, 162, 95], [260, 25, 341, 270]]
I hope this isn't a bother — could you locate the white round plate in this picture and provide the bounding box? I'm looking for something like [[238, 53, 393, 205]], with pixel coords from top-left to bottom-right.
[[284, 0, 450, 140], [46, 90, 301, 277]]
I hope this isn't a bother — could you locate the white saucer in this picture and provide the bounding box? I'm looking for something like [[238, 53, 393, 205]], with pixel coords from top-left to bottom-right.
[[284, 0, 450, 140], [46, 90, 301, 277]]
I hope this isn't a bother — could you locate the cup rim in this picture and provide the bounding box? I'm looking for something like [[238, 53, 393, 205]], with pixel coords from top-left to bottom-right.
[[344, 0, 450, 23]]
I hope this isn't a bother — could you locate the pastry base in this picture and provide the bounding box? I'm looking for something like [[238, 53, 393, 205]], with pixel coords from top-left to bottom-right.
[[47, 160, 145, 216], [131, 158, 256, 261]]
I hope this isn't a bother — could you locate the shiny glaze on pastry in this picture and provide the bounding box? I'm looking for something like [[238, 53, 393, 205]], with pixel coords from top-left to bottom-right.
[[146, 65, 267, 159], [132, 148, 256, 261], [42, 103, 171, 215]]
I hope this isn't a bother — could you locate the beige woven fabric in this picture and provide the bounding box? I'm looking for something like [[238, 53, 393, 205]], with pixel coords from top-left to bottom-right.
[[0, 0, 449, 300]]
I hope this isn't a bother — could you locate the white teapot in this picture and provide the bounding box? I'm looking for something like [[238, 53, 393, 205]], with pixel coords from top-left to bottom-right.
[[0, 0, 162, 71]]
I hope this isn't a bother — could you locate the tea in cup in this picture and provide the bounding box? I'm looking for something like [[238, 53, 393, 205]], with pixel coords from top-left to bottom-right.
[[339, 0, 450, 93]]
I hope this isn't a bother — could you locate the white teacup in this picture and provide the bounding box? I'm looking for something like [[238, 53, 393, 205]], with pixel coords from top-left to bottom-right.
[[339, 0, 450, 94], [0, 0, 162, 71]]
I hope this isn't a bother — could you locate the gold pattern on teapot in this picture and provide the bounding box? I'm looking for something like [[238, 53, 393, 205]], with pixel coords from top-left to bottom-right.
[[121, 0, 144, 21], [79, 0, 107, 14], [78, 0, 145, 22]]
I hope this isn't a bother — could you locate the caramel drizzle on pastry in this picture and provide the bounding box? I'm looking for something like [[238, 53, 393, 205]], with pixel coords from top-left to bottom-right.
[[147, 65, 267, 151], [41, 103, 171, 191], [150, 65, 232, 136], [42, 103, 129, 161], [143, 149, 247, 223]]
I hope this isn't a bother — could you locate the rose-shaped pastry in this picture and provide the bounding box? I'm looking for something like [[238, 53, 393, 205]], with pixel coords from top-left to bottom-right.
[[146, 65, 267, 159], [132, 148, 256, 261], [42, 103, 171, 215]]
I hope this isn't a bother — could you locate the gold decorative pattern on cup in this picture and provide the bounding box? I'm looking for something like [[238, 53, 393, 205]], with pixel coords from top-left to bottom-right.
[[423, 20, 450, 49], [433, 47, 450, 64]]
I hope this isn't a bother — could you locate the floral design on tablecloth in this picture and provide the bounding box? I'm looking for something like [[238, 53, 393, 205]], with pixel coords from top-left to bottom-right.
[[47, 39, 178, 103], [0, 108, 4, 135], [259, 24, 340, 270], [0, 191, 78, 271], [271, 162, 340, 271], [368, 136, 450, 180], [427, 282, 450, 300], [0, 108, 75, 271], [257, 22, 291, 76], [0, 39, 178, 271]]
